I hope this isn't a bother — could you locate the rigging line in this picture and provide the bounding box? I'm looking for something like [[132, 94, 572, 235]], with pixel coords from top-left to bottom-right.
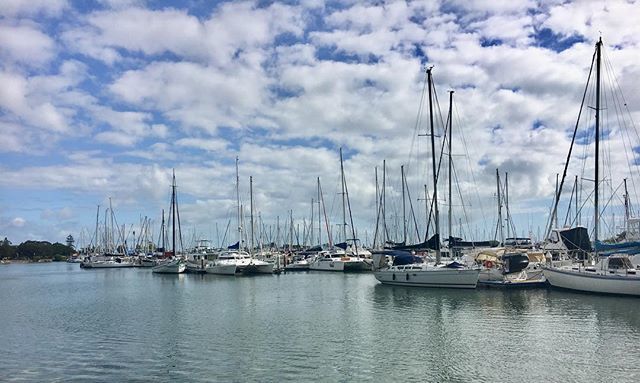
[[403, 171, 421, 242], [599, 180, 625, 236], [563, 176, 578, 227], [453, 96, 488, 227], [604, 53, 640, 213], [545, 46, 597, 241], [407, 69, 430, 171], [607, 74, 635, 224], [451, 155, 473, 240]]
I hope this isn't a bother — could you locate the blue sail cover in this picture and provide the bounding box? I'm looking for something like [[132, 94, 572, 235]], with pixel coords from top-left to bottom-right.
[[595, 240, 640, 255], [392, 253, 424, 266], [227, 241, 239, 249], [387, 234, 440, 251], [372, 250, 424, 265], [335, 242, 348, 250]]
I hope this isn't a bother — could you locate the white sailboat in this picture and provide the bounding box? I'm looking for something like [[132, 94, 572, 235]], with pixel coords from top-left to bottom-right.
[[207, 161, 273, 275], [308, 150, 370, 272], [373, 67, 479, 288], [152, 170, 186, 274], [543, 38, 640, 296], [81, 202, 135, 269]]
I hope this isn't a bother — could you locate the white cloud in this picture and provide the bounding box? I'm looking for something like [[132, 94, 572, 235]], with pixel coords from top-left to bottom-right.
[[0, 0, 67, 17], [11, 217, 26, 227], [2, 0, 640, 245], [176, 138, 228, 152], [0, 22, 56, 67]]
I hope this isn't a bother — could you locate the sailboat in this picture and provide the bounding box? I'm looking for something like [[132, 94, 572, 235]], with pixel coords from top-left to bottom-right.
[[373, 67, 479, 288], [152, 170, 186, 274], [543, 38, 640, 296], [81, 201, 135, 269], [207, 160, 273, 275], [309, 149, 370, 272]]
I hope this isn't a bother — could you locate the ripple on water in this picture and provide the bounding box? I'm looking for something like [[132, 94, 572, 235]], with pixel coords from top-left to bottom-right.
[[1, 264, 640, 382]]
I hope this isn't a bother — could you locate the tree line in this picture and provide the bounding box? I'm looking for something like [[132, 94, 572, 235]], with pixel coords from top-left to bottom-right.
[[1, 237, 74, 261]]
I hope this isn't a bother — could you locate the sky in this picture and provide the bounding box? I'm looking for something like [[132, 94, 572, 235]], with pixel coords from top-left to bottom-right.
[[1, 0, 640, 249]]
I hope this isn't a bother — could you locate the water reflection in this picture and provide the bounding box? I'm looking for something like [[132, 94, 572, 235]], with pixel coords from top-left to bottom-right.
[[1, 264, 639, 382]]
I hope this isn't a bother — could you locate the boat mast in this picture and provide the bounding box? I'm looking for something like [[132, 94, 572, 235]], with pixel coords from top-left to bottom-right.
[[161, 209, 165, 253], [94, 204, 100, 254], [318, 178, 333, 247], [340, 148, 347, 243], [236, 157, 241, 250], [447, 90, 454, 243], [289, 210, 293, 253], [401, 164, 406, 244], [250, 175, 254, 256], [506, 172, 510, 239], [427, 67, 441, 263], [317, 177, 322, 248], [496, 169, 504, 245], [382, 160, 387, 246], [594, 37, 602, 258], [171, 169, 176, 258], [624, 178, 629, 230]]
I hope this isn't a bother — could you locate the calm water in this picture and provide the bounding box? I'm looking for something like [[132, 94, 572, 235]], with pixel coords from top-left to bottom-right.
[[1, 263, 639, 382]]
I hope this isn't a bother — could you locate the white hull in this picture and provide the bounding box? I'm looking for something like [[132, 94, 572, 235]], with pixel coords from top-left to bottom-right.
[[206, 264, 237, 275], [139, 259, 157, 267], [543, 266, 640, 296], [152, 260, 186, 274], [240, 262, 274, 274], [309, 258, 345, 271], [478, 268, 546, 287], [374, 267, 479, 289], [285, 260, 310, 271], [309, 257, 369, 272], [185, 261, 208, 273], [81, 260, 134, 268]]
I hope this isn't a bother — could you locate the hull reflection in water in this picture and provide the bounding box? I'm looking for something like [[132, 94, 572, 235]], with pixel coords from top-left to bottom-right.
[[374, 266, 479, 288]]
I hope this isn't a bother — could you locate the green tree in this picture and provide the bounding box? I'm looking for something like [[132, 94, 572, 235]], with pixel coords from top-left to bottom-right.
[[0, 237, 16, 259]]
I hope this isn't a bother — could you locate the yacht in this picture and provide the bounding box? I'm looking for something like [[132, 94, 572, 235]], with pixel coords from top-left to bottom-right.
[[309, 249, 370, 272], [152, 258, 186, 274], [207, 251, 273, 275], [373, 250, 479, 288]]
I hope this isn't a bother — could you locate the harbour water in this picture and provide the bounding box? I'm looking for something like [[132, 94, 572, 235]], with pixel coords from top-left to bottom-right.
[[1, 263, 639, 382]]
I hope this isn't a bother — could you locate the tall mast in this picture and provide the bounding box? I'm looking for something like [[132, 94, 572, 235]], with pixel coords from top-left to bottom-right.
[[401, 164, 407, 244], [382, 160, 387, 246], [496, 169, 504, 245], [340, 148, 347, 243], [447, 90, 454, 242], [94, 205, 100, 253], [624, 178, 630, 228], [172, 169, 176, 257], [249, 175, 254, 256], [317, 177, 322, 248], [424, 184, 429, 240], [310, 198, 314, 247], [319, 178, 333, 247], [575, 175, 579, 226], [594, 37, 602, 256], [374, 166, 379, 249], [506, 172, 510, 239], [427, 67, 441, 263], [555, 173, 559, 229], [289, 210, 293, 252], [236, 157, 241, 248], [161, 209, 165, 252]]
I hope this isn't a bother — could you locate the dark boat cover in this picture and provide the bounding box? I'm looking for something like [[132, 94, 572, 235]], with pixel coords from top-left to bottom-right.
[[448, 236, 500, 248], [558, 227, 592, 252], [387, 234, 440, 251]]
